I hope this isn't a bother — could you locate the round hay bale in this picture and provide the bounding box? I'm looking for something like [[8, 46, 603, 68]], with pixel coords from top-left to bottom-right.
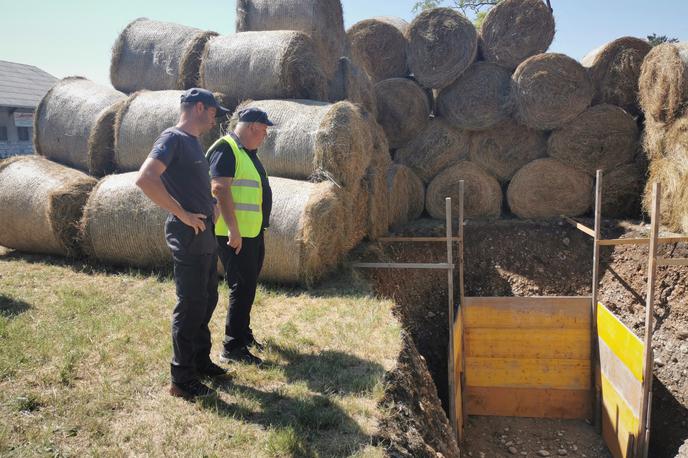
[[437, 62, 513, 131], [512, 53, 594, 130], [581, 37, 651, 116], [236, 0, 346, 79], [114, 90, 219, 172], [0, 156, 96, 257], [199, 31, 327, 109], [639, 42, 688, 124], [469, 119, 547, 182], [88, 99, 128, 177], [643, 154, 688, 233], [507, 158, 593, 218], [426, 161, 502, 219], [602, 163, 644, 218], [406, 8, 478, 89], [34, 77, 126, 172], [480, 0, 555, 69], [235, 99, 371, 188], [80, 172, 170, 267], [394, 117, 471, 184], [261, 177, 348, 286], [547, 104, 639, 175], [328, 57, 377, 116], [375, 78, 431, 149], [347, 17, 409, 83], [387, 164, 425, 228], [110, 18, 217, 93], [642, 118, 669, 160]]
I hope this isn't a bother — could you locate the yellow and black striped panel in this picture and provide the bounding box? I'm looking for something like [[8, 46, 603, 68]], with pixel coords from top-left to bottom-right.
[[597, 302, 644, 458]]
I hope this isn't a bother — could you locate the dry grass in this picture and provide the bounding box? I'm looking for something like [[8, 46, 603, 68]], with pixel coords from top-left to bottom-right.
[[0, 246, 401, 457]]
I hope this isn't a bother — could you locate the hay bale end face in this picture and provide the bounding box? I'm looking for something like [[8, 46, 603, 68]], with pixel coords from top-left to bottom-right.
[[236, 99, 372, 188], [437, 62, 513, 131], [479, 0, 555, 70], [236, 0, 346, 79], [512, 53, 593, 130], [0, 156, 96, 257], [110, 18, 217, 93], [547, 104, 639, 175], [406, 8, 478, 89], [34, 77, 125, 173], [328, 57, 377, 116], [639, 42, 688, 124], [507, 158, 593, 219], [199, 31, 327, 109], [426, 161, 502, 219], [469, 119, 547, 182], [395, 117, 471, 184], [347, 17, 409, 83], [581, 36, 651, 116], [602, 163, 644, 218], [374, 78, 431, 149], [80, 172, 170, 267], [387, 164, 425, 228]]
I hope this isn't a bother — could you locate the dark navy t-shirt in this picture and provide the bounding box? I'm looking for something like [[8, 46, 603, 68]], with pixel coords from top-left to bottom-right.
[[149, 127, 216, 254]]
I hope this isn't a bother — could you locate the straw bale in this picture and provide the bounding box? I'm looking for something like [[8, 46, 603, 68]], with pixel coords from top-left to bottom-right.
[[80, 172, 170, 267], [328, 57, 377, 116], [581, 37, 651, 116], [199, 31, 327, 110], [346, 17, 409, 83], [547, 104, 639, 175], [110, 18, 217, 93], [602, 163, 644, 218], [638, 42, 688, 124], [374, 78, 430, 149], [469, 119, 547, 182], [507, 158, 593, 218], [394, 117, 471, 184], [114, 90, 219, 172], [480, 0, 555, 69], [0, 156, 96, 257], [406, 8, 478, 89], [33, 77, 125, 172], [437, 62, 513, 131], [387, 164, 425, 228], [261, 177, 349, 286], [236, 0, 346, 79], [88, 99, 127, 177], [512, 53, 593, 130], [235, 99, 371, 188]]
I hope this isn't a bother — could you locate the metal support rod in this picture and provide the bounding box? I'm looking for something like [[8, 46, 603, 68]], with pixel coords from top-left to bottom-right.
[[638, 183, 660, 457], [592, 170, 603, 433], [445, 197, 457, 441]]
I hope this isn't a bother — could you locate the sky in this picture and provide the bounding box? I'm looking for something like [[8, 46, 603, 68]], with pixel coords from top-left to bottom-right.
[[1, 0, 687, 87]]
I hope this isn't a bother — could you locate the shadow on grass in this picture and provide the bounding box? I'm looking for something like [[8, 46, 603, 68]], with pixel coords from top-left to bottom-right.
[[0, 294, 32, 318]]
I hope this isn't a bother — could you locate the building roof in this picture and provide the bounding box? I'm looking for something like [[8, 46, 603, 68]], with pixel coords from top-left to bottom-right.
[[0, 60, 57, 109]]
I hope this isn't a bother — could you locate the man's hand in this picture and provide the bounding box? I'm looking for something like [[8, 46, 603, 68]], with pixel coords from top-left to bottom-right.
[[180, 211, 207, 235], [228, 231, 242, 254]]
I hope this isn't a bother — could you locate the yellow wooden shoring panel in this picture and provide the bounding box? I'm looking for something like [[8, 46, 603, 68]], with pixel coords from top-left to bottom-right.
[[465, 356, 591, 390], [464, 296, 591, 329], [453, 309, 463, 440], [465, 386, 592, 419], [601, 373, 640, 458], [597, 303, 644, 381], [465, 328, 591, 360]]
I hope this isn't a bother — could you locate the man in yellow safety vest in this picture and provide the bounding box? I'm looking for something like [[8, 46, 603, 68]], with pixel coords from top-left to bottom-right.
[[207, 108, 273, 365]]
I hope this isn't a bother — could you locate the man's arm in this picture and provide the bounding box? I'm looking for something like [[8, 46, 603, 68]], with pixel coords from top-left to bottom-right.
[[212, 177, 242, 253], [136, 157, 206, 234]]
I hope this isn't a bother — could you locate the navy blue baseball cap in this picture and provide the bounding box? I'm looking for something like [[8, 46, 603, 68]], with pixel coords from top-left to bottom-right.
[[238, 107, 274, 126], [180, 88, 231, 117]]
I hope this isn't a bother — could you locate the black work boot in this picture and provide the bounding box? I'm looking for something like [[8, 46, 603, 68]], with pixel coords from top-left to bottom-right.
[[219, 346, 263, 365], [169, 379, 216, 400], [196, 361, 229, 378]]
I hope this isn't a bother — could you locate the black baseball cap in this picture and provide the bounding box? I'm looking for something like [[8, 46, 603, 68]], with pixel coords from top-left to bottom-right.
[[180, 88, 230, 117], [238, 107, 274, 126]]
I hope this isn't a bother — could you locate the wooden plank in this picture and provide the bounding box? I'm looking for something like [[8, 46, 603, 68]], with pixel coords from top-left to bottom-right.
[[601, 373, 640, 458], [378, 236, 462, 243], [465, 328, 591, 360], [592, 170, 603, 433], [445, 197, 457, 441], [656, 257, 688, 266], [597, 303, 644, 382], [464, 297, 591, 329], [465, 387, 592, 419], [562, 215, 595, 237], [351, 262, 453, 270], [598, 236, 688, 246], [465, 357, 591, 390]]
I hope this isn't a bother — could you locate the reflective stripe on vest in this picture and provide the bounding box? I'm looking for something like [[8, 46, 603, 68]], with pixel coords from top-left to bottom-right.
[[207, 135, 263, 238]]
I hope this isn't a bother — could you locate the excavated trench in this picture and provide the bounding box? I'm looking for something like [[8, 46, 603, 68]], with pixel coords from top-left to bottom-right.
[[359, 218, 688, 458]]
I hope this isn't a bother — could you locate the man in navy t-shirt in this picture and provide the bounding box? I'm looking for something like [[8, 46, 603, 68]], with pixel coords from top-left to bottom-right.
[[135, 88, 230, 400]]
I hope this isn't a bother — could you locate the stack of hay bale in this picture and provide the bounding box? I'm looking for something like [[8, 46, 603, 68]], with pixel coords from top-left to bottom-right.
[[638, 42, 688, 233], [348, 0, 651, 221]]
